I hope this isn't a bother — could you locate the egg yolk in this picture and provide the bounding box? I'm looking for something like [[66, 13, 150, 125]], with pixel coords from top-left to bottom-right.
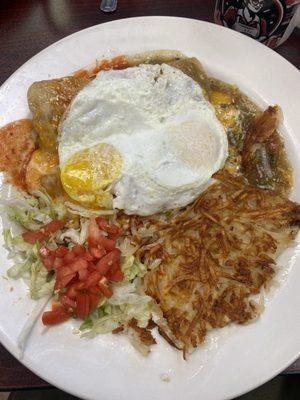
[[210, 91, 239, 129], [60, 143, 122, 208]]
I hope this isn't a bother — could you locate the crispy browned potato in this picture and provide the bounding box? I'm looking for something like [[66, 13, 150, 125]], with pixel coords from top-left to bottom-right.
[[0, 119, 37, 190], [120, 172, 300, 354], [28, 76, 89, 153]]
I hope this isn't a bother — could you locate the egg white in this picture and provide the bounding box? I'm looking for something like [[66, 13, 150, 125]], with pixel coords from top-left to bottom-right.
[[58, 63, 228, 215]]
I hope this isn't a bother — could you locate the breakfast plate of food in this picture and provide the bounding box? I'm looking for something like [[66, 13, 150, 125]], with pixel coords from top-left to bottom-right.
[[0, 16, 299, 400]]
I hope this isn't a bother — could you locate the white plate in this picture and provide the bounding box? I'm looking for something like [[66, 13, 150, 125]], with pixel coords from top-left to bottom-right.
[[0, 16, 300, 400]]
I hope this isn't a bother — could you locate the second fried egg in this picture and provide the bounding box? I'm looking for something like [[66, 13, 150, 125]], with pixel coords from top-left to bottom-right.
[[58, 63, 228, 215]]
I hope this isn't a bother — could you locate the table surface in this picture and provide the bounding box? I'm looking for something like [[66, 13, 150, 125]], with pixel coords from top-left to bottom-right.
[[0, 0, 299, 392]]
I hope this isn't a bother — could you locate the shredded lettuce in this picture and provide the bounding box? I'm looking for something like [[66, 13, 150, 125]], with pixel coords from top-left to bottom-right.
[[31, 190, 67, 220], [82, 307, 122, 335], [58, 218, 89, 245], [65, 201, 115, 218], [7, 206, 45, 230], [3, 229, 32, 255], [4, 229, 54, 299], [81, 256, 153, 338], [80, 316, 93, 331], [3, 189, 154, 353], [29, 260, 55, 299], [83, 301, 153, 338], [122, 256, 147, 282], [3, 189, 67, 300], [5, 190, 67, 232], [117, 238, 138, 257], [7, 260, 31, 279]]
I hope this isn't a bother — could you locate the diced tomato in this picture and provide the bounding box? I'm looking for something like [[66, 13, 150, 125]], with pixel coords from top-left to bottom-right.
[[107, 262, 119, 276], [63, 251, 76, 264], [87, 262, 97, 271], [95, 260, 110, 276], [78, 268, 89, 280], [66, 281, 85, 299], [95, 249, 121, 276], [76, 293, 90, 319], [60, 294, 76, 310], [90, 246, 106, 259], [22, 220, 65, 244], [42, 253, 55, 270], [109, 270, 124, 282], [95, 217, 110, 231], [55, 272, 76, 290], [54, 246, 69, 258], [56, 265, 74, 279], [22, 230, 45, 244], [88, 217, 102, 246], [68, 258, 88, 273], [42, 220, 65, 235], [51, 299, 61, 311], [40, 216, 125, 324], [53, 257, 64, 269], [56, 265, 77, 288], [88, 217, 117, 249], [55, 258, 88, 289], [83, 270, 102, 288], [98, 277, 113, 298], [88, 285, 101, 295], [72, 244, 85, 256], [39, 246, 51, 258], [42, 306, 71, 325], [95, 217, 122, 239], [81, 251, 94, 262], [97, 236, 116, 251], [89, 292, 101, 312]]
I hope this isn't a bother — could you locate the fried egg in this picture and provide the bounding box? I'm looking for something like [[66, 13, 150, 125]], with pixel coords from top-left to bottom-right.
[[58, 64, 228, 215]]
